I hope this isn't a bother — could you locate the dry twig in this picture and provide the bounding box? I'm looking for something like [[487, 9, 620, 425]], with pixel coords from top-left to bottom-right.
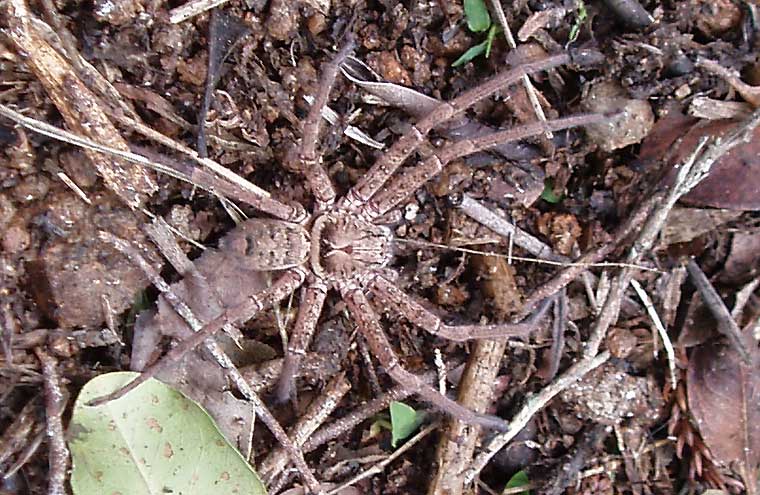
[[5, 0, 156, 208], [33, 348, 69, 495], [428, 339, 508, 495], [0, 399, 39, 467], [630, 279, 677, 388], [2, 429, 46, 481], [543, 423, 610, 495], [489, 0, 552, 138], [697, 58, 760, 108], [169, 0, 232, 24]]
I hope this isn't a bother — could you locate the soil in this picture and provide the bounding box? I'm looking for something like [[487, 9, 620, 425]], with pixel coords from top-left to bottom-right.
[[1, 0, 759, 494]]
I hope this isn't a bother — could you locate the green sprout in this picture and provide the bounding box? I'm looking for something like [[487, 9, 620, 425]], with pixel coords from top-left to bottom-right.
[[503, 470, 531, 494], [568, 0, 588, 45], [453, 0, 502, 67], [370, 401, 425, 448], [540, 178, 563, 204]]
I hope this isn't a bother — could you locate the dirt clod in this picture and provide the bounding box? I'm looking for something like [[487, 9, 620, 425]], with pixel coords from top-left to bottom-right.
[[31, 192, 158, 328], [93, 0, 145, 26], [369, 51, 412, 86], [562, 363, 662, 426], [2, 222, 31, 254], [536, 212, 582, 257], [582, 81, 654, 151]]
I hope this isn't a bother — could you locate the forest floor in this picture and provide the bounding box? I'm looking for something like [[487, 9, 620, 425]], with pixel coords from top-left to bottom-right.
[[1, 0, 759, 494]]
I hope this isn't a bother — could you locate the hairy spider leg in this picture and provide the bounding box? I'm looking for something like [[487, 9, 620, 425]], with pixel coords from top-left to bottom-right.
[[366, 113, 608, 218], [272, 42, 355, 401], [341, 286, 509, 431], [275, 279, 329, 402], [192, 165, 307, 222], [291, 41, 356, 210], [341, 53, 572, 213], [368, 274, 553, 341]]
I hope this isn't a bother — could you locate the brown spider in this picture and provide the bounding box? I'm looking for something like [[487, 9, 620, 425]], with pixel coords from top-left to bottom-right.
[[211, 42, 605, 429], [96, 43, 606, 431]]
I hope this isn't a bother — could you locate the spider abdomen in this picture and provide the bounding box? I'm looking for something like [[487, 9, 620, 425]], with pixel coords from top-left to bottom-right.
[[218, 218, 310, 271]]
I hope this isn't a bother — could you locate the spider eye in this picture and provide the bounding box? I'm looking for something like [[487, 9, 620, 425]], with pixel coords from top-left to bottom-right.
[[244, 235, 256, 256]]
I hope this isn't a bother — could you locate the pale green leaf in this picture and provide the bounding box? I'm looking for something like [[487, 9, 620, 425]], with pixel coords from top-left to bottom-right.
[[540, 179, 562, 204], [68, 372, 266, 495], [452, 39, 489, 67], [504, 470, 531, 494], [389, 401, 424, 447], [464, 0, 491, 32], [568, 0, 588, 44]]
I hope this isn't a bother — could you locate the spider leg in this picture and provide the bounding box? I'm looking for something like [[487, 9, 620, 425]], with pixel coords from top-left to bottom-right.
[[275, 279, 328, 402], [191, 166, 307, 222], [364, 113, 607, 219], [342, 53, 572, 211], [341, 285, 509, 431], [368, 275, 552, 341], [292, 41, 355, 209]]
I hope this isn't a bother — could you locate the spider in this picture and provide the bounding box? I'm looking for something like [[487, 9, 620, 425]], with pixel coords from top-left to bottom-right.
[[94, 42, 606, 431], [208, 42, 605, 429]]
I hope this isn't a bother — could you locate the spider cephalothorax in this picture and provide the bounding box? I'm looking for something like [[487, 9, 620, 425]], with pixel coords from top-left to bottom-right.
[[310, 212, 394, 282]]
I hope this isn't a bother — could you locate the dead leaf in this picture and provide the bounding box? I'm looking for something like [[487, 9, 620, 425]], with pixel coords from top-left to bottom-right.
[[641, 110, 760, 211], [517, 7, 567, 41], [341, 56, 446, 117], [661, 207, 741, 245], [637, 109, 696, 163], [719, 232, 760, 285], [687, 333, 760, 494], [675, 120, 760, 210]]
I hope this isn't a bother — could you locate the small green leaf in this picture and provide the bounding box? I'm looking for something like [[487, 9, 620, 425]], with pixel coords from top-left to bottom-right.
[[464, 0, 491, 32], [484, 24, 498, 58], [452, 38, 489, 67], [540, 179, 562, 204], [504, 470, 531, 494], [389, 401, 424, 447], [68, 372, 266, 495], [568, 0, 588, 44]]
